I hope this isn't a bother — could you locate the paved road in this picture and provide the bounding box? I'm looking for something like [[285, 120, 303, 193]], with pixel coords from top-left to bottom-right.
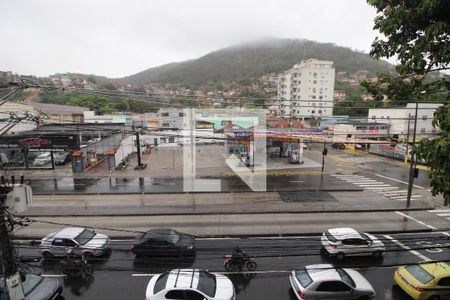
[[17, 231, 450, 300], [15, 210, 450, 239]]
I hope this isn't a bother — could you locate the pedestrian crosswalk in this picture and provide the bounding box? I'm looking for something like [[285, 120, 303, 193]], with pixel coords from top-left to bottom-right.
[[427, 209, 450, 221], [347, 156, 383, 164], [332, 174, 425, 202]]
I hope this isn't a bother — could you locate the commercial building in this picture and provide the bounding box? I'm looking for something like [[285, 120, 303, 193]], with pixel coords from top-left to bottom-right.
[[275, 59, 335, 118], [368, 103, 443, 141], [331, 121, 389, 139]]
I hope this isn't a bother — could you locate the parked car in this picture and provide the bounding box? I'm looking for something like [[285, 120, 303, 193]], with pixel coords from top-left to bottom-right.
[[40, 227, 110, 258], [394, 261, 450, 300], [54, 152, 71, 165], [88, 138, 102, 144], [32, 152, 53, 166], [132, 228, 195, 257], [289, 264, 375, 300], [145, 269, 235, 300], [321, 227, 385, 260], [332, 143, 346, 150], [0, 273, 63, 300]]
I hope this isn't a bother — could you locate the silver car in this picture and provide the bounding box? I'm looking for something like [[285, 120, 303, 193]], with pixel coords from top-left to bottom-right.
[[289, 264, 375, 300], [1, 273, 63, 300], [321, 227, 385, 260], [40, 227, 110, 257]]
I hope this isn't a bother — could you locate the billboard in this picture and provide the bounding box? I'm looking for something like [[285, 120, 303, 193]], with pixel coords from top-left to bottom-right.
[[0, 134, 79, 150]]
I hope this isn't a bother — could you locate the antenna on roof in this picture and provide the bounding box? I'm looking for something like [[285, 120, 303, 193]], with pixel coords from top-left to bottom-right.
[[174, 269, 181, 287], [189, 270, 195, 288]]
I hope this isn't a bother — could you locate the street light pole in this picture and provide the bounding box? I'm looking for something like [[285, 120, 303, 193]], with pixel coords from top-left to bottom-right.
[[406, 102, 419, 208], [404, 113, 411, 164]]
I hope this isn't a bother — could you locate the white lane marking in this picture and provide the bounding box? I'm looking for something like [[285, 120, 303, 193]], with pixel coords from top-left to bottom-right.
[[383, 234, 431, 261], [132, 270, 288, 277], [111, 239, 134, 242], [357, 184, 391, 187], [375, 174, 424, 189], [345, 179, 378, 182], [41, 274, 66, 278], [428, 209, 450, 213], [384, 191, 408, 195], [437, 213, 450, 217], [395, 211, 437, 230]]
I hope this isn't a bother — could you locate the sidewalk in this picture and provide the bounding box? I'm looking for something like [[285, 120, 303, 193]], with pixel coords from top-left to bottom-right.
[[22, 190, 434, 217], [14, 191, 441, 239]]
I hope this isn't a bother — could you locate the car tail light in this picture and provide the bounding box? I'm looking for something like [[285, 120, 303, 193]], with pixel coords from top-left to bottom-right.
[[414, 286, 424, 292], [329, 243, 337, 249], [297, 290, 304, 299]]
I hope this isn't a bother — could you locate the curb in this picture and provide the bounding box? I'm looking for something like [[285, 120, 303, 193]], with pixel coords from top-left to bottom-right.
[[31, 189, 364, 196], [13, 228, 435, 241], [18, 206, 435, 217]]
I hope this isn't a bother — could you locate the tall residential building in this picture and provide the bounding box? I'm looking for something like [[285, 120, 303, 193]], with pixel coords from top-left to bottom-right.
[[275, 59, 335, 119]]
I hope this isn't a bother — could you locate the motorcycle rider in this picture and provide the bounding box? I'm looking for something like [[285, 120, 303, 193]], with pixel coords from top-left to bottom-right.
[[232, 246, 245, 267]]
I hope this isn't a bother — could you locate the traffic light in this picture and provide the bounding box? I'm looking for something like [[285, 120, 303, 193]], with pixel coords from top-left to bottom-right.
[[413, 168, 419, 178], [322, 148, 328, 156]]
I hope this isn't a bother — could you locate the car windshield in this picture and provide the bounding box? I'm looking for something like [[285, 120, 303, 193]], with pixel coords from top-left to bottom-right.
[[405, 265, 434, 285], [21, 274, 44, 295], [361, 232, 372, 242], [325, 231, 337, 242], [295, 267, 313, 288], [336, 268, 356, 288], [197, 271, 216, 297], [74, 229, 96, 245], [167, 230, 181, 244]]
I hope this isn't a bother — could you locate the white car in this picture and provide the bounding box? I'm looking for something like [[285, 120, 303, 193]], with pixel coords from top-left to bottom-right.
[[145, 269, 235, 300], [289, 264, 375, 300], [321, 228, 385, 260], [40, 227, 110, 258], [32, 152, 53, 166]]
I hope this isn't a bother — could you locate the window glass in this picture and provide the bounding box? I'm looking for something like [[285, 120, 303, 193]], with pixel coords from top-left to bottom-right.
[[185, 290, 205, 300], [316, 282, 332, 291], [74, 229, 96, 245], [165, 290, 184, 299], [154, 272, 170, 294], [197, 271, 216, 297], [336, 269, 356, 288], [438, 277, 450, 286], [295, 268, 313, 288], [21, 274, 43, 295], [63, 239, 77, 247], [332, 281, 351, 292], [52, 239, 64, 246], [167, 230, 181, 244], [405, 265, 434, 284], [325, 231, 337, 242]]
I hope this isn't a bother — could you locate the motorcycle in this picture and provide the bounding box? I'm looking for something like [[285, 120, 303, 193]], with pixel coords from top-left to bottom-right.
[[60, 254, 94, 281], [224, 252, 257, 272]]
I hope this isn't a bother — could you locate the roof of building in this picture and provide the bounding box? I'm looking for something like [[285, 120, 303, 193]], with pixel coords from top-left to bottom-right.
[[30, 102, 88, 114], [334, 121, 389, 126]]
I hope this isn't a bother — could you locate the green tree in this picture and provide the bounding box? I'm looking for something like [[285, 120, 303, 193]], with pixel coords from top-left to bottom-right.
[[414, 104, 450, 205], [366, 0, 450, 204]]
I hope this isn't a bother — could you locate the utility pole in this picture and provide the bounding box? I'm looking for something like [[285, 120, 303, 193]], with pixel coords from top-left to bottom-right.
[[0, 185, 25, 300], [321, 141, 327, 173], [406, 102, 419, 208], [134, 131, 146, 170], [404, 113, 411, 164]]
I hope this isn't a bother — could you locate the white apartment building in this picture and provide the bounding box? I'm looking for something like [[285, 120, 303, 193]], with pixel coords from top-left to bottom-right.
[[368, 103, 443, 140], [275, 59, 335, 118]]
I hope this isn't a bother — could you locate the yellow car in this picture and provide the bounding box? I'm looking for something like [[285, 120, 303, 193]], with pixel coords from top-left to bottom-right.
[[394, 262, 450, 300]]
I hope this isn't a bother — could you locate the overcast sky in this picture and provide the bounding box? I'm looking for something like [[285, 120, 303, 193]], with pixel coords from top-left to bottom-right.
[[0, 0, 381, 78]]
